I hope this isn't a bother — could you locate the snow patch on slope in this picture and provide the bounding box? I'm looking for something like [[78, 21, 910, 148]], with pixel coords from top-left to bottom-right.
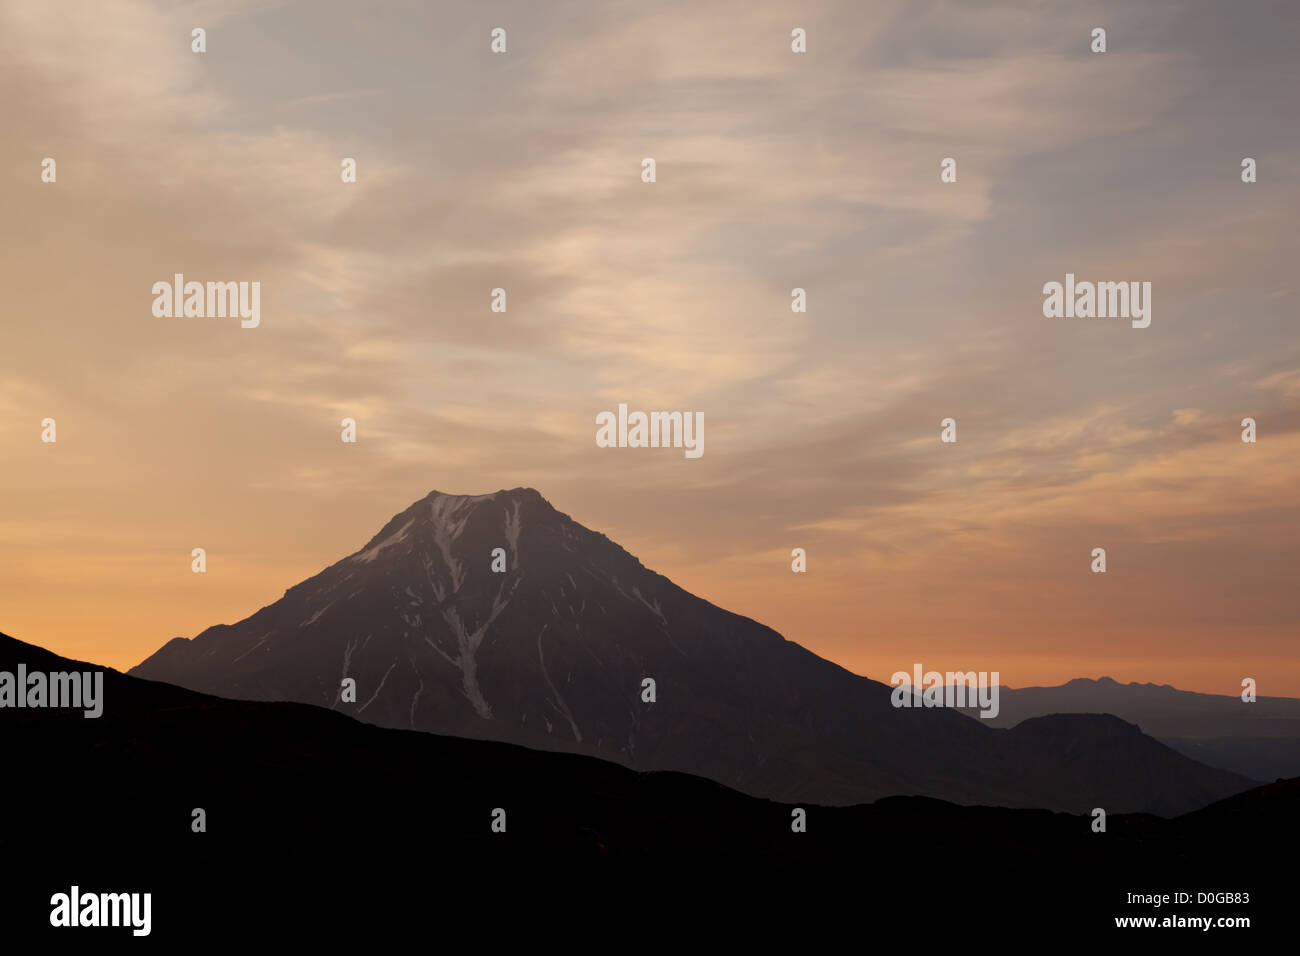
[[232, 631, 272, 663], [354, 519, 414, 564], [504, 499, 522, 558], [358, 662, 396, 714], [429, 496, 474, 592], [537, 624, 583, 743], [299, 603, 333, 628], [411, 494, 530, 721]]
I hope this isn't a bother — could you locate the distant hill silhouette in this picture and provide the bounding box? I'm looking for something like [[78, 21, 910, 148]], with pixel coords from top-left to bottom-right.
[[953, 676, 1300, 780], [3, 630, 1293, 941], [131, 488, 1252, 815]]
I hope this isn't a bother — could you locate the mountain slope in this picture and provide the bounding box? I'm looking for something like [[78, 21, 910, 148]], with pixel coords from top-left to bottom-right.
[[131, 487, 1252, 814], [953, 677, 1300, 780]]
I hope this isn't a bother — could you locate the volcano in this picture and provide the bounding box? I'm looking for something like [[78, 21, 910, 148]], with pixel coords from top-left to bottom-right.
[[131, 487, 1252, 814]]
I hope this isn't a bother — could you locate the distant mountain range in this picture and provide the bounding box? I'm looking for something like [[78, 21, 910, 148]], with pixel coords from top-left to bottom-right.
[[953, 677, 1300, 781], [3, 630, 1292, 941], [130, 487, 1252, 815]]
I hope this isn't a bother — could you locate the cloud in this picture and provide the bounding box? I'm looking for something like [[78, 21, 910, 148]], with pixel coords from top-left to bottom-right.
[[0, 0, 1297, 691]]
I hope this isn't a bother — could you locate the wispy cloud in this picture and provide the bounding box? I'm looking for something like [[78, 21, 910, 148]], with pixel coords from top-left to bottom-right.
[[1, 0, 1297, 692]]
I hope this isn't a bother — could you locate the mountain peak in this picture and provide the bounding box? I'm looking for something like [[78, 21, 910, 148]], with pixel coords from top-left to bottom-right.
[[418, 486, 545, 505], [1063, 676, 1117, 688], [354, 487, 559, 560], [127, 491, 1255, 814]]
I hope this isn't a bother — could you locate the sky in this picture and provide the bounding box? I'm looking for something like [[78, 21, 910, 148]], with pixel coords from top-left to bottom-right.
[[1, 0, 1297, 695]]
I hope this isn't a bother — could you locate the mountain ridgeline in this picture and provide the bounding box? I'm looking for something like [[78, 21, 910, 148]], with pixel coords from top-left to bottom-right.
[[131, 488, 1252, 814], [953, 677, 1300, 781]]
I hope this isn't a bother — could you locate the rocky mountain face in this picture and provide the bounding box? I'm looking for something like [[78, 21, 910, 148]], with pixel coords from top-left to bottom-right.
[[130, 487, 1252, 814]]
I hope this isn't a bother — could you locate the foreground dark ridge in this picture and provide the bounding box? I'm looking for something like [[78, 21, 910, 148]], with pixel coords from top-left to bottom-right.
[[2, 631, 1294, 940], [130, 487, 1253, 815]]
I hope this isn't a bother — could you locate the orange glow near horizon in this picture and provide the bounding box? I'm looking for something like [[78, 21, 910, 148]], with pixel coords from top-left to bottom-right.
[[1, 1, 1297, 697]]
